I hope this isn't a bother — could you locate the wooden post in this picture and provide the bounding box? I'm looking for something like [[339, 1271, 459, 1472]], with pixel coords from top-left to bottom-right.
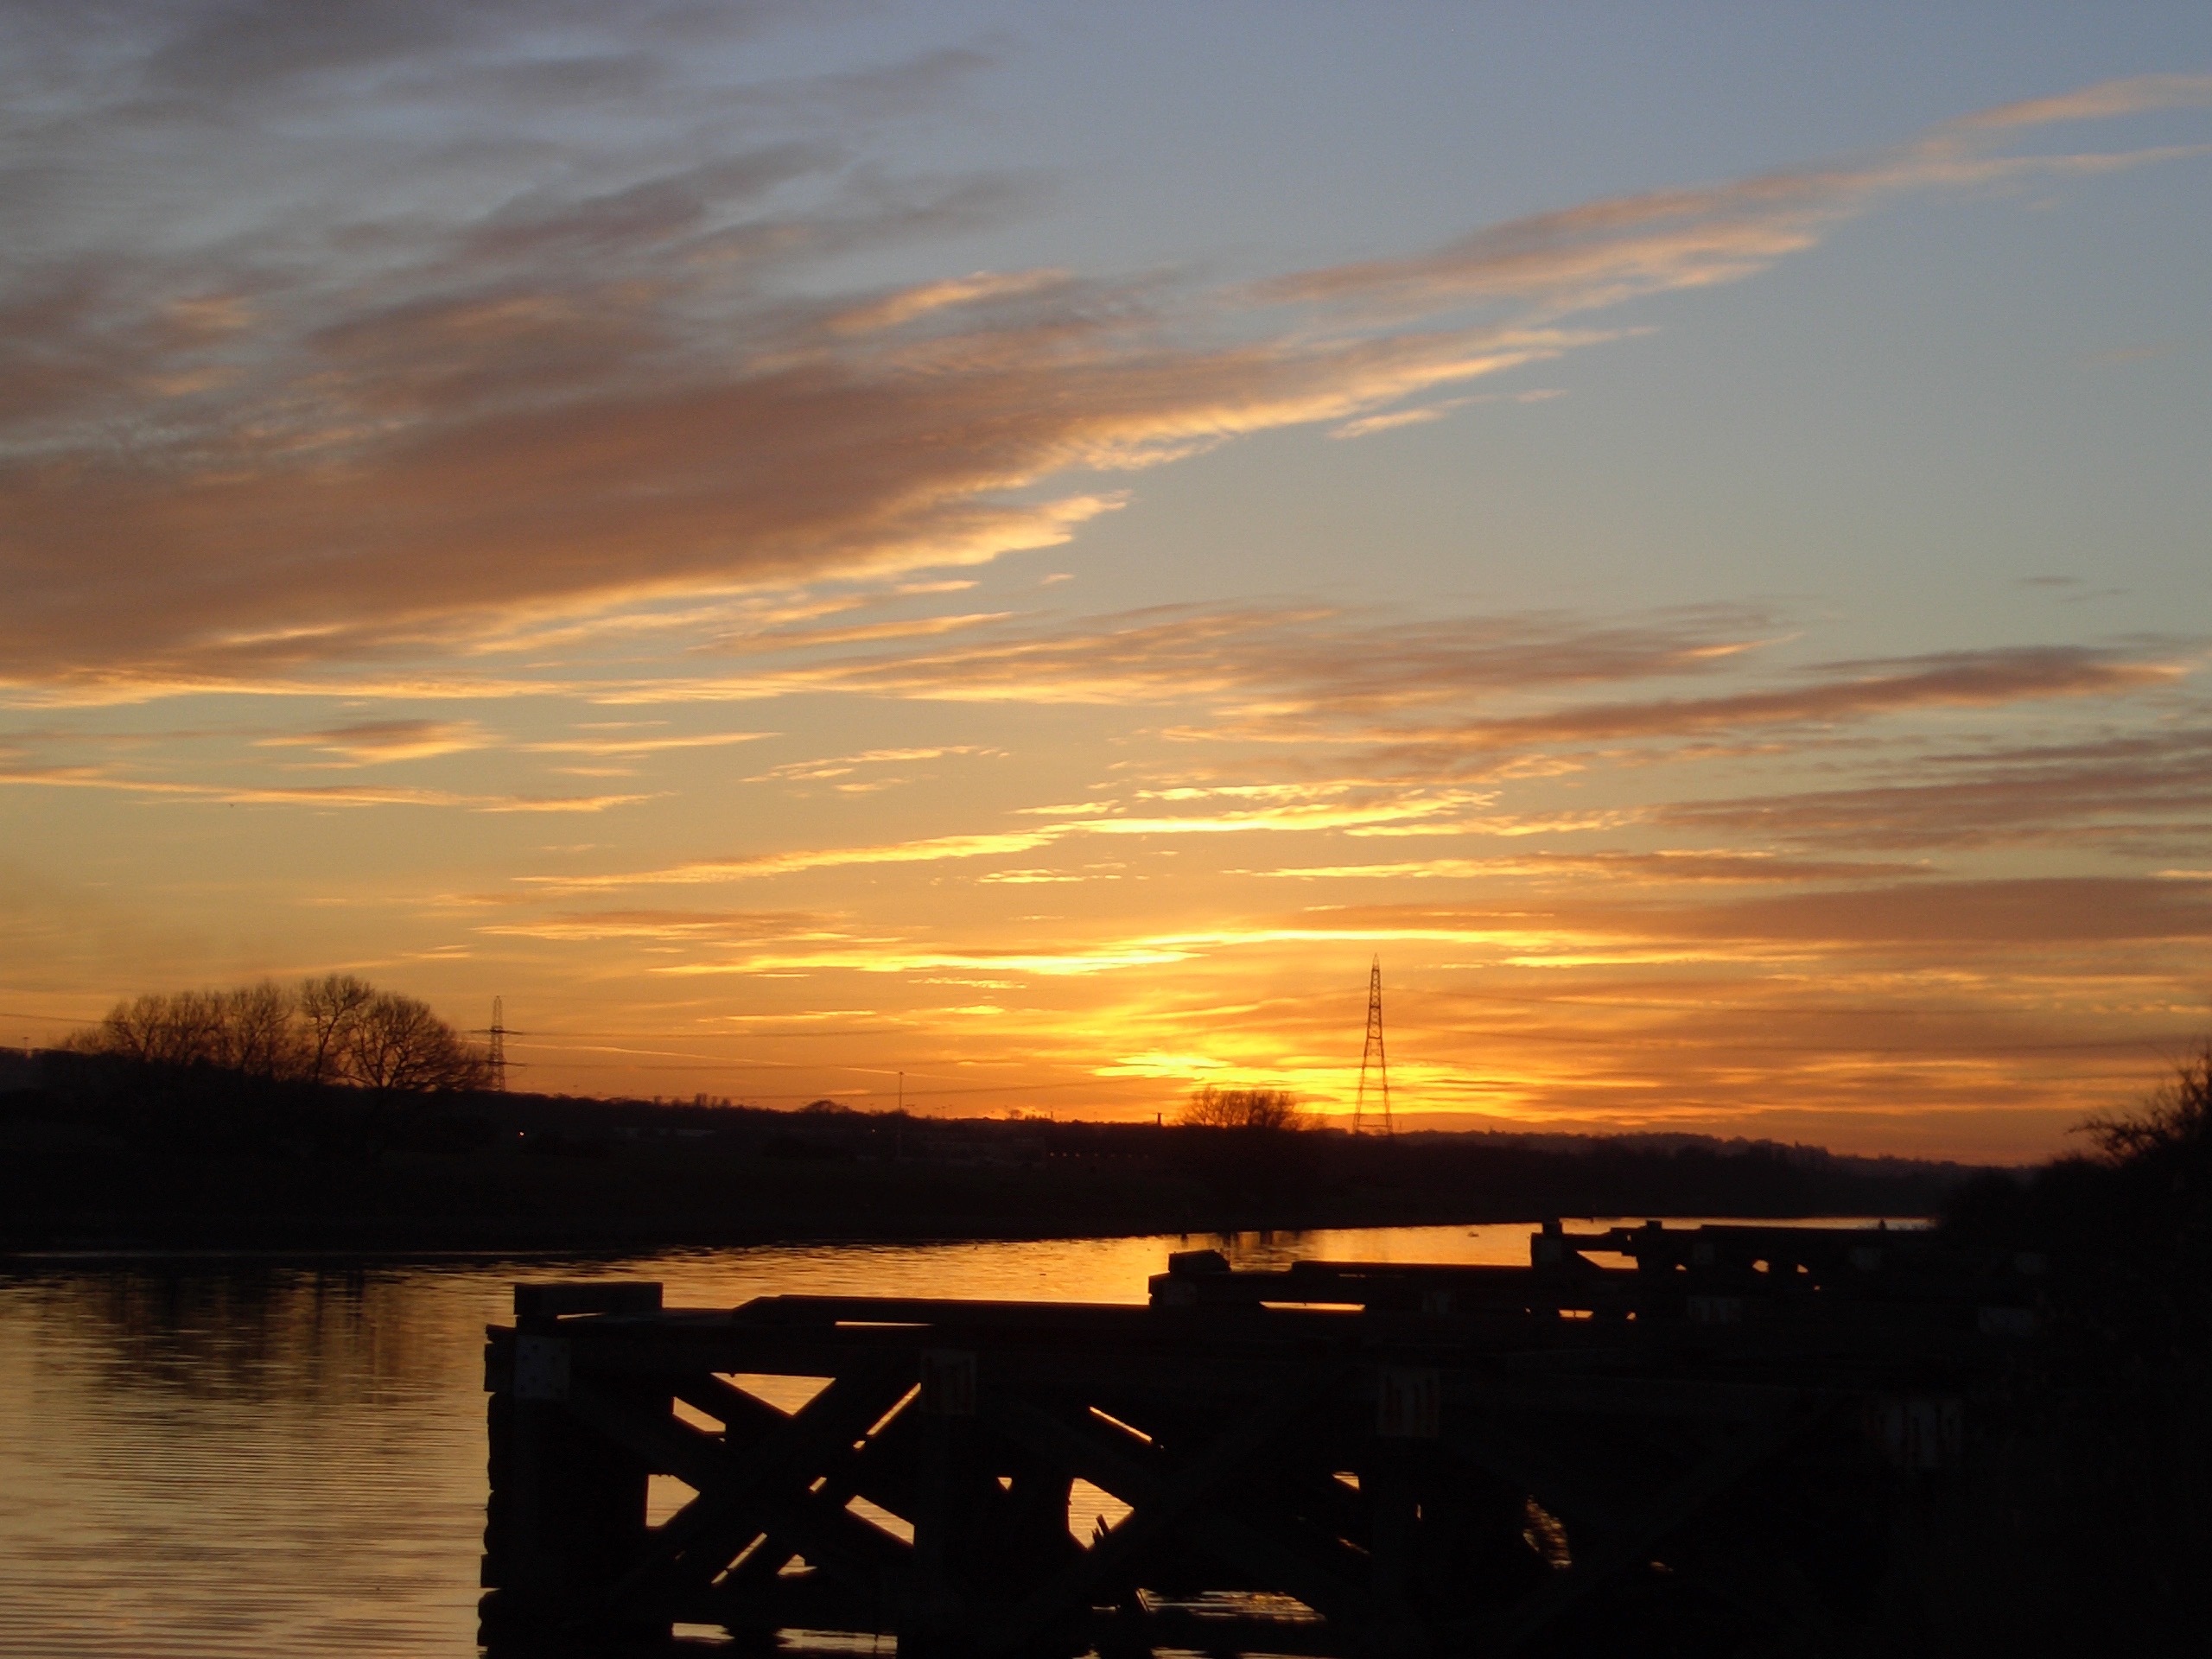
[[479, 1287, 669, 1649], [902, 1347, 981, 1656]]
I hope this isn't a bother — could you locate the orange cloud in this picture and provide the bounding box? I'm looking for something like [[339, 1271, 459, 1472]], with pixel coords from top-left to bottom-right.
[[522, 731, 772, 757], [4, 49, 2203, 698], [524, 830, 1065, 889], [1247, 851, 1934, 883], [1659, 730, 2212, 849], [255, 718, 488, 763], [615, 603, 1770, 711], [480, 909, 846, 944], [0, 764, 645, 813], [1338, 647, 2190, 776], [1256, 74, 2212, 322]]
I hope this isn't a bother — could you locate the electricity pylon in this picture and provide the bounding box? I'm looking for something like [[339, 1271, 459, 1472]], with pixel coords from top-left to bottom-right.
[[470, 998, 525, 1092], [1352, 956, 1391, 1135], [486, 996, 507, 1091]]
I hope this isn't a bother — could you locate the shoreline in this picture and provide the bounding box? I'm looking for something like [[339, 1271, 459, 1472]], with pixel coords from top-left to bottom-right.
[[1, 1077, 1979, 1262], [0, 1210, 1935, 1272]]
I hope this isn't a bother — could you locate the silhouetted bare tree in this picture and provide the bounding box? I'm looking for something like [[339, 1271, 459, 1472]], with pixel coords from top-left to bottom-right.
[[297, 973, 376, 1084], [1179, 1084, 1306, 1131], [340, 990, 489, 1093], [225, 981, 300, 1080], [67, 976, 487, 1093], [75, 982, 296, 1075], [74, 991, 189, 1065], [2082, 1040, 2212, 1166]]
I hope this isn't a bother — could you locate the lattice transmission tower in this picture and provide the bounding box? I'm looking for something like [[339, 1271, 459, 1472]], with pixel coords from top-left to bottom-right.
[[1352, 955, 1391, 1136], [486, 995, 507, 1092]]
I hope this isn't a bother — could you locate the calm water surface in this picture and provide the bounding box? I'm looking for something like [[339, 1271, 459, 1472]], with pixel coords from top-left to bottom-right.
[[0, 1220, 1907, 1656]]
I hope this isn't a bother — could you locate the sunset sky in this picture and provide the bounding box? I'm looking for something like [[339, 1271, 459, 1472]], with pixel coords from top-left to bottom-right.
[[3, 3, 2209, 1157]]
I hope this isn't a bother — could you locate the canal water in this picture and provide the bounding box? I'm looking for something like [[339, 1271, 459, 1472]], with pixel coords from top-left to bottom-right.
[[0, 1220, 1906, 1656]]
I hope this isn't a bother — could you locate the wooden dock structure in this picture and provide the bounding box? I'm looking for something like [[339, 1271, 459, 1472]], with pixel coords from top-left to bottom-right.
[[480, 1222, 2044, 1656]]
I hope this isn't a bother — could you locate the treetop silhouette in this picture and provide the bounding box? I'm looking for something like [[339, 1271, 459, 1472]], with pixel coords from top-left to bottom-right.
[[67, 975, 489, 1093]]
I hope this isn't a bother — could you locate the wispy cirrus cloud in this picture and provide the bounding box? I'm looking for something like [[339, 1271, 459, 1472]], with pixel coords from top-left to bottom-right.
[[0, 763, 646, 812], [1254, 77, 2212, 322], [662, 944, 1199, 977], [607, 607, 2185, 763], [616, 603, 1773, 709], [1961, 73, 2212, 130], [747, 745, 996, 784], [1246, 851, 1935, 883], [1658, 730, 2212, 849], [1637, 874, 2212, 950], [524, 830, 1065, 889], [1, 17, 2204, 696], [521, 730, 772, 758], [635, 873, 2212, 985], [480, 908, 848, 944], [515, 785, 1529, 892], [502, 638, 2204, 892], [1079, 792, 1491, 837], [1347, 645, 2190, 772], [256, 718, 488, 763]]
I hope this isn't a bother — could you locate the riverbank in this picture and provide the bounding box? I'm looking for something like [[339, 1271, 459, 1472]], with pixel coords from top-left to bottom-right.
[[0, 1064, 1970, 1251]]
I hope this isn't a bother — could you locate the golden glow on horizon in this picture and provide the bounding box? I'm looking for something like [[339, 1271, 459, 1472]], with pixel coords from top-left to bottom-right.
[[2, 38, 2209, 1164]]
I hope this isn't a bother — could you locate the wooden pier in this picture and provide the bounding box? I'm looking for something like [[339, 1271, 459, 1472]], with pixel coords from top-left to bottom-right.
[[480, 1223, 2044, 1656]]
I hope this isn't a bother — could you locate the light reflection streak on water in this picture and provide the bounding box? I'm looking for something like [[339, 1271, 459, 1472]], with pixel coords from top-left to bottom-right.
[[0, 1220, 1912, 1656]]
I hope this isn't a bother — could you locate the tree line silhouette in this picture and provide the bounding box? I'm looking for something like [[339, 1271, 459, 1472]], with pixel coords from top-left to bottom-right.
[[1930, 1041, 2212, 1649], [61, 975, 489, 1092], [1177, 1084, 1306, 1131]]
